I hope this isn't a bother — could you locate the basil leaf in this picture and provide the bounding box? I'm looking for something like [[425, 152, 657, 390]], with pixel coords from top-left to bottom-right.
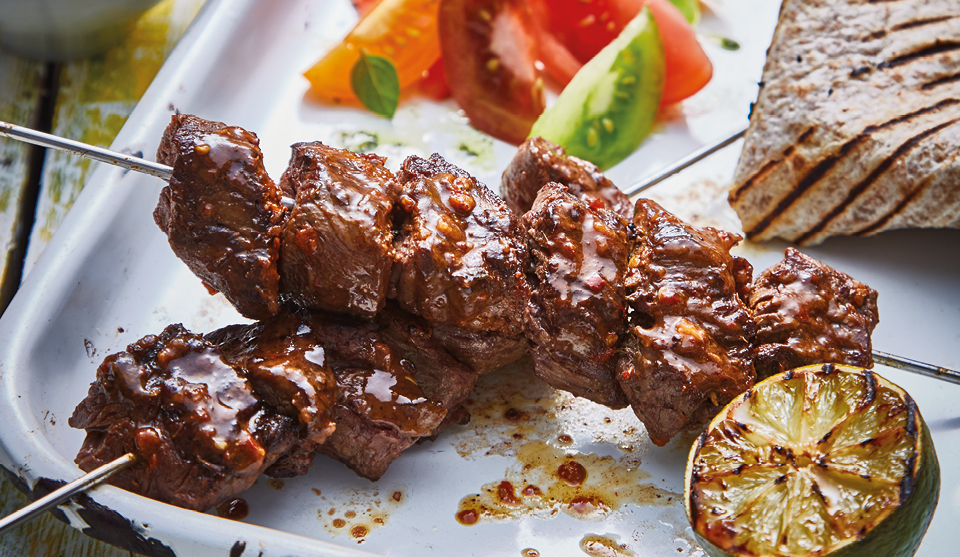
[[351, 51, 400, 118]]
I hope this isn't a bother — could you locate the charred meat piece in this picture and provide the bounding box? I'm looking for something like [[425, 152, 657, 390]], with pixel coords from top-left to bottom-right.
[[206, 309, 338, 447], [749, 248, 879, 378], [390, 153, 531, 372], [69, 325, 298, 511], [279, 143, 396, 318], [310, 314, 447, 480], [155, 115, 285, 320], [522, 184, 630, 408], [617, 200, 757, 446], [501, 136, 633, 219]]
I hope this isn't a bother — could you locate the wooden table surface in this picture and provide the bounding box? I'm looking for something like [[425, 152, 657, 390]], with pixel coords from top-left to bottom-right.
[[0, 1, 205, 554]]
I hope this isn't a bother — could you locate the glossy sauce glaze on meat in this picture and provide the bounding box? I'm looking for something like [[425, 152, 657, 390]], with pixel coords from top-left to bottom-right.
[[391, 154, 531, 373], [376, 302, 478, 420], [206, 310, 339, 447], [501, 136, 633, 219], [522, 183, 630, 408], [749, 247, 879, 379], [155, 115, 285, 321], [307, 312, 448, 480], [617, 200, 757, 446], [279, 142, 396, 318], [69, 325, 300, 510]]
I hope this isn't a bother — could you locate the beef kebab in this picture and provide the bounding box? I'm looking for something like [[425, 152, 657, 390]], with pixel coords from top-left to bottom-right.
[[70, 301, 479, 509], [504, 137, 879, 445]]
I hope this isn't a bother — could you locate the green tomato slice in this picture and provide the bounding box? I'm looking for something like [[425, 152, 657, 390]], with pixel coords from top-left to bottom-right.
[[669, 0, 700, 25], [528, 7, 665, 170]]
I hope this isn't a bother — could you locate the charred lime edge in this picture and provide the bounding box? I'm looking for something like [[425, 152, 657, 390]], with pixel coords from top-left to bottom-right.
[[684, 364, 941, 557]]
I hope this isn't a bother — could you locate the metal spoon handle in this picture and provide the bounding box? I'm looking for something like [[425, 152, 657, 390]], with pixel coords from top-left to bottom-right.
[[0, 453, 137, 536]]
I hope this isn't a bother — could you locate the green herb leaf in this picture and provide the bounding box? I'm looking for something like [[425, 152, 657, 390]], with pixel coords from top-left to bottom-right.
[[351, 51, 400, 118]]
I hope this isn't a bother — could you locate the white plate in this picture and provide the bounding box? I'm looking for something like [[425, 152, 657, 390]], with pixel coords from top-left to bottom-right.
[[0, 0, 958, 555]]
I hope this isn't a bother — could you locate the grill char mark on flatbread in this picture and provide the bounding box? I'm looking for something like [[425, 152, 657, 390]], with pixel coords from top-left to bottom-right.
[[878, 40, 960, 70], [795, 117, 960, 244], [855, 177, 932, 235], [891, 15, 958, 31], [922, 73, 960, 90], [744, 98, 960, 238], [729, 128, 815, 203]]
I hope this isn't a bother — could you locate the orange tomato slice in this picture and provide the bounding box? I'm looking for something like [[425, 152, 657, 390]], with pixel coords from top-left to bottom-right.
[[305, 0, 442, 106]]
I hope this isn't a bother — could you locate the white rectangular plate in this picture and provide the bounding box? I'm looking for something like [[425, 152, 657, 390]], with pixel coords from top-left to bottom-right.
[[0, 0, 957, 555]]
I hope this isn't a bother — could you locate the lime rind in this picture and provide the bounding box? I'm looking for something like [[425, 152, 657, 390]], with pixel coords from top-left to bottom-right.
[[686, 365, 940, 557]]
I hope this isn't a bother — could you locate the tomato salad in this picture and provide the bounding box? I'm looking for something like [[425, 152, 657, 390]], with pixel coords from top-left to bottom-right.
[[304, 0, 713, 169]]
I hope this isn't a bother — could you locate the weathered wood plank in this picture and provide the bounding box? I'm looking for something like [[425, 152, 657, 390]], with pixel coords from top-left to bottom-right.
[[0, 480, 135, 557], [23, 0, 207, 275], [1, 2, 205, 556], [0, 55, 44, 310]]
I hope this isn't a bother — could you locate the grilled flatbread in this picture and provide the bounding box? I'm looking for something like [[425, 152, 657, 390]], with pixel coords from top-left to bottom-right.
[[730, 0, 960, 245]]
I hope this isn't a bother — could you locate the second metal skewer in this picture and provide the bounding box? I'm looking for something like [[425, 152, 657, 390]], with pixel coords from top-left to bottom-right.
[[0, 453, 137, 536]]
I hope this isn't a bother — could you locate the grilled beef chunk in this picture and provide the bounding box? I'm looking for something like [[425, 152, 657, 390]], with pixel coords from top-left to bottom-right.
[[155, 115, 285, 320], [749, 248, 879, 378], [501, 137, 633, 219], [279, 143, 396, 318], [206, 310, 338, 447], [617, 200, 757, 446], [390, 154, 531, 372], [311, 315, 447, 480], [430, 324, 529, 376], [522, 184, 630, 407], [376, 302, 478, 414], [70, 325, 298, 511]]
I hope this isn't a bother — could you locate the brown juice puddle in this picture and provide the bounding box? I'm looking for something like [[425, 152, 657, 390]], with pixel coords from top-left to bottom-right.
[[455, 440, 678, 525], [316, 487, 406, 543], [452, 361, 682, 527], [215, 498, 249, 521], [580, 534, 637, 557]]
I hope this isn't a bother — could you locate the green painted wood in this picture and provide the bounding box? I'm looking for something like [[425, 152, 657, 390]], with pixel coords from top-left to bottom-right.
[[0, 55, 44, 310], [23, 0, 206, 276]]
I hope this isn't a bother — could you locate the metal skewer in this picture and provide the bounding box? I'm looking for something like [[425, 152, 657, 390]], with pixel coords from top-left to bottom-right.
[[624, 126, 748, 196], [1, 119, 959, 388], [0, 121, 173, 180], [0, 121, 295, 209], [0, 453, 137, 536]]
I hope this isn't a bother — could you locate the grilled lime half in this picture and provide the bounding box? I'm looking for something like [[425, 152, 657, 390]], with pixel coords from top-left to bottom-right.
[[685, 364, 939, 557]]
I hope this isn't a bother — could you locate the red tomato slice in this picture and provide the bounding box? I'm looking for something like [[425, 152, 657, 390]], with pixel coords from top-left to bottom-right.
[[438, 0, 545, 144], [352, 0, 382, 16], [540, 0, 711, 105], [634, 0, 712, 104], [414, 57, 451, 100], [529, 0, 582, 86]]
